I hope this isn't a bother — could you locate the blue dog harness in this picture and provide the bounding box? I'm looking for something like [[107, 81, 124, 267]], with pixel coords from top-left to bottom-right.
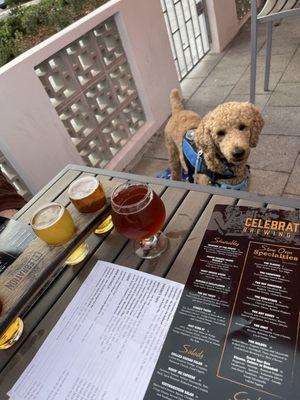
[[182, 129, 249, 191]]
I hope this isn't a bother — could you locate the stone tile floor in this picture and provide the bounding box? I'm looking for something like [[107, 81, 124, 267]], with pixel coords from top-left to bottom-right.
[[128, 18, 300, 199]]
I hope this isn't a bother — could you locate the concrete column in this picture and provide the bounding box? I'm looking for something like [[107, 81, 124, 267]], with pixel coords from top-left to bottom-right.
[[206, 0, 242, 52]]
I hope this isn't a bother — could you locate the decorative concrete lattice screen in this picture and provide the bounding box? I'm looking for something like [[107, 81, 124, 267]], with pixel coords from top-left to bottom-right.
[[35, 17, 146, 168], [0, 151, 31, 200], [235, 0, 251, 20]]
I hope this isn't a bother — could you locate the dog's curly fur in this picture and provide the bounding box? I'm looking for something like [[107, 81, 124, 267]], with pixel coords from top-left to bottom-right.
[[165, 89, 264, 188]]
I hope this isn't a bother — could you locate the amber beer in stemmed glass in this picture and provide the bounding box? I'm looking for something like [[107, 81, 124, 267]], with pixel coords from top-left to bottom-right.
[[111, 182, 168, 259], [68, 176, 113, 234], [31, 203, 88, 265]]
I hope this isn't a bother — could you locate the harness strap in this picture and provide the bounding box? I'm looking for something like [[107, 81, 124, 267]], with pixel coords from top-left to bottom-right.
[[182, 130, 203, 183], [182, 130, 236, 185], [216, 166, 250, 191]]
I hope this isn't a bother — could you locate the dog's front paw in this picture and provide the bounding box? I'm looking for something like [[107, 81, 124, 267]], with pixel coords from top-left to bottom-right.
[[195, 174, 210, 186]]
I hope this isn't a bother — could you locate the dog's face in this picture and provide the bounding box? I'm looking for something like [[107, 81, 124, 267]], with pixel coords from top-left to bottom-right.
[[209, 121, 252, 164], [195, 102, 264, 165]]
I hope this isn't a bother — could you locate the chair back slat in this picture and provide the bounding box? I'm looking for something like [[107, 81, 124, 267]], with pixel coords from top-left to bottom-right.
[[281, 0, 299, 11], [258, 0, 299, 17], [250, 0, 300, 104], [259, 0, 279, 16], [272, 0, 290, 13]]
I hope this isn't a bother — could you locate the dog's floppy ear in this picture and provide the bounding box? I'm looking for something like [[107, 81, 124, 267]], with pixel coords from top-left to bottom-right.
[[194, 115, 213, 151], [248, 103, 264, 148]]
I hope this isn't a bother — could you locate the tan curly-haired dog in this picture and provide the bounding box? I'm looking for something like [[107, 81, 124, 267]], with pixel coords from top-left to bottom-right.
[[165, 89, 264, 188]]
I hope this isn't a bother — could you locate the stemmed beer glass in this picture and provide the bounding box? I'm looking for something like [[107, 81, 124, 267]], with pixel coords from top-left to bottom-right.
[[111, 182, 168, 259]]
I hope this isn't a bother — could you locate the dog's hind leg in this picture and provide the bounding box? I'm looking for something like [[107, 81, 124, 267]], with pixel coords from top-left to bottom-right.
[[166, 138, 182, 181]]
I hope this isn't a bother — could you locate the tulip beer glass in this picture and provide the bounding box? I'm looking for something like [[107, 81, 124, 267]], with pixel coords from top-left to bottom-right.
[[68, 176, 113, 234], [111, 182, 168, 259]]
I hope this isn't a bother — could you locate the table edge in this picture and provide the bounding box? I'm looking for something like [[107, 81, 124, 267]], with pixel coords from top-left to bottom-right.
[[64, 164, 299, 209]]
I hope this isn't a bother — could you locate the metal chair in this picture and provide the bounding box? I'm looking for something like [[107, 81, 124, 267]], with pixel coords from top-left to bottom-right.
[[250, 0, 300, 104]]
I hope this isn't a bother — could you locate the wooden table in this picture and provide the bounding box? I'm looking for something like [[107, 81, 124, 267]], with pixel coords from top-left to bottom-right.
[[0, 164, 299, 399]]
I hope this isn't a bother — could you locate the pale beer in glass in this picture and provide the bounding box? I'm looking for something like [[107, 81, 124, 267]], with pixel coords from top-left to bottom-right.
[[31, 203, 88, 265], [31, 203, 75, 245]]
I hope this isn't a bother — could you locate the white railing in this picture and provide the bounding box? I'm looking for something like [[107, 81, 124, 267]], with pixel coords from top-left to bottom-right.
[[0, 0, 179, 194], [161, 0, 210, 81]]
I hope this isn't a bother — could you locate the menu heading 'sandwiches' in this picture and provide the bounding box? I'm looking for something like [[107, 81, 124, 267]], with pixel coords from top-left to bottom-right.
[[144, 205, 300, 400]]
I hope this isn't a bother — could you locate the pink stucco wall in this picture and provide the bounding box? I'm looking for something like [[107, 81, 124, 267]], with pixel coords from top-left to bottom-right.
[[207, 0, 249, 52]]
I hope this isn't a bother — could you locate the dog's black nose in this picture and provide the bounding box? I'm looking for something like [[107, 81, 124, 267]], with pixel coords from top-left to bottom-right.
[[232, 148, 245, 159]]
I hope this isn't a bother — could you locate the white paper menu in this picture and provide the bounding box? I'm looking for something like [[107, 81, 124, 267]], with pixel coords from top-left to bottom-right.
[[8, 261, 184, 400]]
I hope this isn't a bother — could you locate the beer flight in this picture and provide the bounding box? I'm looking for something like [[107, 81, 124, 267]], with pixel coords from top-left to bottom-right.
[[0, 177, 168, 349]]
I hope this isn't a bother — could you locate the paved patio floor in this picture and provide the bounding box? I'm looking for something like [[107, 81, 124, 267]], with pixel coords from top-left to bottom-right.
[[128, 17, 300, 199]]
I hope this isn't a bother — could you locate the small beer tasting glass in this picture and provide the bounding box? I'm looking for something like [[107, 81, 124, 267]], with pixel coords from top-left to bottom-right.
[[31, 202, 88, 265], [68, 176, 113, 234], [111, 182, 168, 259]]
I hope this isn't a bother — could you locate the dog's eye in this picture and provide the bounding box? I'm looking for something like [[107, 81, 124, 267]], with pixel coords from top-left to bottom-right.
[[217, 130, 226, 137], [239, 124, 246, 131]]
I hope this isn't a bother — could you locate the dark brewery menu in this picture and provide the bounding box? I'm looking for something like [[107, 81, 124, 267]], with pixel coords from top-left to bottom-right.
[[0, 216, 34, 275], [144, 205, 300, 400]]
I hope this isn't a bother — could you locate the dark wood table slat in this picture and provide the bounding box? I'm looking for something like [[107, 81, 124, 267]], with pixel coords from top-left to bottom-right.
[[267, 203, 295, 211], [13, 169, 81, 221], [166, 195, 236, 284], [140, 191, 210, 277], [16, 170, 82, 223], [237, 199, 265, 208]]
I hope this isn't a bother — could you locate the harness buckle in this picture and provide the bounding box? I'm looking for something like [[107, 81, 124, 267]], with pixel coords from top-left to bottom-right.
[[186, 129, 196, 141], [194, 149, 203, 181]]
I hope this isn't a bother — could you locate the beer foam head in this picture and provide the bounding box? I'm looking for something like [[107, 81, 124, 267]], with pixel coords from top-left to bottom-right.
[[32, 203, 63, 229], [68, 176, 99, 200]]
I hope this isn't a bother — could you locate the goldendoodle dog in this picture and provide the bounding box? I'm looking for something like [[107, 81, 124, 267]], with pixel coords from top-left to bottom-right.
[[165, 89, 264, 190]]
